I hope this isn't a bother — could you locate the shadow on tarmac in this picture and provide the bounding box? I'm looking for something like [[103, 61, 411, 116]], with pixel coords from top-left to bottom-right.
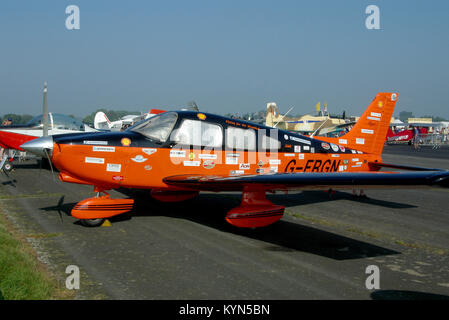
[[40, 189, 400, 261], [371, 290, 449, 300]]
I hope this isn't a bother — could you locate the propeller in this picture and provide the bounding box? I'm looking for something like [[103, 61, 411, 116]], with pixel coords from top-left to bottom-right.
[[43, 148, 58, 183], [42, 82, 49, 137]]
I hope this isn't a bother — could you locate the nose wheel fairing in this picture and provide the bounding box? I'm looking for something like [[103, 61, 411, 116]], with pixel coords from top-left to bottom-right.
[[71, 192, 134, 220]]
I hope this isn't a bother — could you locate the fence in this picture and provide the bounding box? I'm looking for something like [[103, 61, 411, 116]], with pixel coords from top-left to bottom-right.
[[416, 133, 449, 148]]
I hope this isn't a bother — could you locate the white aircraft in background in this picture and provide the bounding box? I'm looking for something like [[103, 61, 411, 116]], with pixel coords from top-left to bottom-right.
[[94, 109, 166, 131], [0, 82, 97, 171]]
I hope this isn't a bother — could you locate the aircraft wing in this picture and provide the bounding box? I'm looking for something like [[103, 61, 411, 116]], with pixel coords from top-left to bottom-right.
[[163, 170, 449, 192]]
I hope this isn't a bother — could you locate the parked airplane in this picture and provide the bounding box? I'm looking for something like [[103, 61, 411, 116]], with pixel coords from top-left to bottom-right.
[[93, 109, 166, 131], [22, 92, 449, 228], [0, 83, 97, 171]]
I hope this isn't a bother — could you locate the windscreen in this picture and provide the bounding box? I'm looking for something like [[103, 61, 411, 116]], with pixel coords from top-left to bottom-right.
[[129, 112, 178, 142]]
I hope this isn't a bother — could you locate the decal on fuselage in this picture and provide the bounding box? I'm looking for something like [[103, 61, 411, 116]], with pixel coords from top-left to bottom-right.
[[284, 159, 341, 173]]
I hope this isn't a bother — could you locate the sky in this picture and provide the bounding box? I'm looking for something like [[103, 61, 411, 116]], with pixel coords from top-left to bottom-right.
[[0, 0, 448, 119]]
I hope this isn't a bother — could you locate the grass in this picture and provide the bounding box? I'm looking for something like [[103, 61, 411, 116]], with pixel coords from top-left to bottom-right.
[[0, 211, 71, 300]]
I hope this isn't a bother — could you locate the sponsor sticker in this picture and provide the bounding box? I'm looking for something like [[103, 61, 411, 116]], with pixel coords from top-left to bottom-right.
[[339, 139, 347, 145], [142, 148, 157, 156], [351, 150, 357, 154], [269, 159, 281, 165], [331, 154, 340, 158], [391, 93, 397, 101], [352, 164, 362, 168], [198, 154, 217, 160], [107, 163, 121, 172], [311, 147, 315, 153], [371, 112, 381, 117], [230, 170, 244, 176], [203, 160, 215, 169], [294, 145, 301, 153], [131, 155, 147, 163], [170, 150, 186, 158], [239, 163, 250, 170], [226, 153, 240, 157], [189, 152, 196, 160], [144, 165, 152, 171], [284, 135, 289, 140], [356, 138, 365, 145], [93, 146, 115, 152], [270, 166, 278, 173], [197, 113, 206, 120], [121, 138, 132, 147], [367, 116, 381, 121], [183, 161, 200, 167], [330, 144, 339, 152], [321, 142, 330, 150], [298, 153, 305, 159], [339, 145, 345, 152], [85, 157, 104, 164], [84, 140, 108, 145], [343, 159, 349, 164], [226, 157, 238, 165], [284, 153, 295, 157], [257, 160, 264, 168], [290, 136, 311, 145], [361, 129, 374, 134], [256, 168, 264, 174], [303, 146, 310, 151], [352, 158, 359, 162], [357, 151, 363, 154], [112, 175, 124, 181]]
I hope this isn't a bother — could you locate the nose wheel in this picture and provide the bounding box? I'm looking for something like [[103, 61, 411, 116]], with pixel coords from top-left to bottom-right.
[[80, 218, 105, 227]]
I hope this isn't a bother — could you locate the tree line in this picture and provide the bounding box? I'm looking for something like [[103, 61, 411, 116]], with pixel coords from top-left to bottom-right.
[[1, 109, 142, 126]]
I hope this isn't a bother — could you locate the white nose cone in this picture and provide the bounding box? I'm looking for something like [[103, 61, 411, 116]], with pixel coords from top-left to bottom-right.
[[21, 136, 53, 158]]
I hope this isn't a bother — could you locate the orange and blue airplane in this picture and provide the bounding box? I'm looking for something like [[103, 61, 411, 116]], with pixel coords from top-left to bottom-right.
[[21, 93, 449, 227]]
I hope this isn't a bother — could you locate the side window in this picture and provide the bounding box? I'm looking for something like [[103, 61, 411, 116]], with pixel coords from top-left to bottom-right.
[[226, 127, 256, 150], [261, 134, 281, 150], [172, 119, 222, 147]]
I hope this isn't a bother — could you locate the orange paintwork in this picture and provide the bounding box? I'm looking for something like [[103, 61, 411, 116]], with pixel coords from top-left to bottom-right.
[[50, 92, 398, 226], [314, 92, 397, 156], [71, 194, 134, 220], [225, 190, 284, 228]]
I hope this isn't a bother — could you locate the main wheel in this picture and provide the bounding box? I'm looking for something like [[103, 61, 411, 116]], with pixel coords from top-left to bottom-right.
[[3, 163, 12, 171], [80, 218, 105, 227]]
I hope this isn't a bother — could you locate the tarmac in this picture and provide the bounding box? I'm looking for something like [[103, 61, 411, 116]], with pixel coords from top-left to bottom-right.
[[0, 145, 448, 300]]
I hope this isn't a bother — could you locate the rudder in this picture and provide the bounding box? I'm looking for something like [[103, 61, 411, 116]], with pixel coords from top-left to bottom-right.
[[316, 92, 398, 155]]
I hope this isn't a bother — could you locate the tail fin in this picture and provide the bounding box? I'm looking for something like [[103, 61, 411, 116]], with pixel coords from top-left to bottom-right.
[[94, 112, 111, 130], [315, 92, 398, 155]]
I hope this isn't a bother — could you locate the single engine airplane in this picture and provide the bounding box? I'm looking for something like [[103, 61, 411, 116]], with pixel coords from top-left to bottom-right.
[[21, 92, 449, 228], [0, 82, 97, 171]]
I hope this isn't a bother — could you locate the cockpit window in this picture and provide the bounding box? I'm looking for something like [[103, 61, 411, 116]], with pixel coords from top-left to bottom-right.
[[26, 115, 44, 128], [130, 112, 178, 143], [52, 114, 84, 130]]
